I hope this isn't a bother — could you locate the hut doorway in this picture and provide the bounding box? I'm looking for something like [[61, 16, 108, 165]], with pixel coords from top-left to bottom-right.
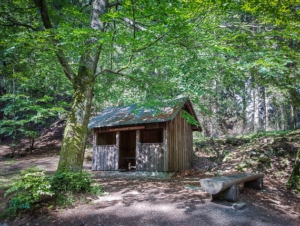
[[119, 130, 136, 170]]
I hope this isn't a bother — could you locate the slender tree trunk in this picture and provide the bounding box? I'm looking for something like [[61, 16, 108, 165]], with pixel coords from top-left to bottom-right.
[[290, 105, 296, 129], [253, 85, 259, 132], [280, 104, 285, 130], [241, 81, 247, 134], [264, 88, 269, 131]]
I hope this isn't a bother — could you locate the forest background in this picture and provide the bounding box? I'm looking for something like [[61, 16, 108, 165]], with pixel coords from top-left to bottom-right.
[[0, 0, 300, 188]]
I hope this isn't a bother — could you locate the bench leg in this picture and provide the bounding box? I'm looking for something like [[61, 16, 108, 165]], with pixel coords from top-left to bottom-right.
[[244, 177, 263, 190], [212, 184, 240, 202]]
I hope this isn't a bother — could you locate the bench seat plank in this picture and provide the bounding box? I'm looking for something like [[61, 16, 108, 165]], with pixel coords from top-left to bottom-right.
[[200, 173, 264, 195]]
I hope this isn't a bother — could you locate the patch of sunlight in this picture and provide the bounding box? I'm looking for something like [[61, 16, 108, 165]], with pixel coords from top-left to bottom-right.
[[93, 194, 122, 203], [133, 203, 174, 212], [127, 190, 140, 195]]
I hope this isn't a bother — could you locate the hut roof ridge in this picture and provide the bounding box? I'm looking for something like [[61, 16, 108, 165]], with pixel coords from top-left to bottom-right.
[[88, 97, 198, 128]]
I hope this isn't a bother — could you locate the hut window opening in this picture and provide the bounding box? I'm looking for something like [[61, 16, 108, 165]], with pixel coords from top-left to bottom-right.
[[140, 129, 163, 143], [97, 132, 116, 145]]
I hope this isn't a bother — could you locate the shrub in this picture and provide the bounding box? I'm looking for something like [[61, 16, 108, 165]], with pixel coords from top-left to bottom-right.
[[50, 171, 94, 193], [2, 168, 103, 218], [4, 167, 54, 215], [49, 171, 103, 207]]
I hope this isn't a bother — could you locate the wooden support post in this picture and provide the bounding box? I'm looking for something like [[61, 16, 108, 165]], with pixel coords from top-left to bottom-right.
[[212, 184, 240, 202], [244, 177, 263, 190]]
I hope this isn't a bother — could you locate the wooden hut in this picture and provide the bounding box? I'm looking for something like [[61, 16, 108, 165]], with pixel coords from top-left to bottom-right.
[[88, 97, 201, 172]]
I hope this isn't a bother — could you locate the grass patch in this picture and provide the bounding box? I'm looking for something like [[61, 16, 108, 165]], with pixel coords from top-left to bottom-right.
[[241, 129, 294, 141]]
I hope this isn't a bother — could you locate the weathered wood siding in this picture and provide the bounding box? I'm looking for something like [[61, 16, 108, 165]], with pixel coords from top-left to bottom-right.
[[166, 110, 193, 171], [136, 126, 167, 172], [136, 143, 166, 171], [92, 130, 119, 170]]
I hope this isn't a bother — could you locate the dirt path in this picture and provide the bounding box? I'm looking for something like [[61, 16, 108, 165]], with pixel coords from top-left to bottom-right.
[[1, 171, 300, 226], [1, 153, 300, 226]]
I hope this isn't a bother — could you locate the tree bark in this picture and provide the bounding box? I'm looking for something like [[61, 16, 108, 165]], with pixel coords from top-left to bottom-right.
[[252, 83, 259, 132], [33, 0, 106, 172], [57, 71, 95, 172]]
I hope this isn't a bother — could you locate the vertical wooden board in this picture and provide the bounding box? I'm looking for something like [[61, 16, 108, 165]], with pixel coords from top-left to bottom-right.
[[93, 147, 97, 170], [159, 145, 163, 171], [100, 147, 105, 170], [96, 147, 101, 170], [156, 145, 160, 171], [170, 119, 175, 171], [158, 146, 164, 171], [175, 114, 179, 172], [102, 147, 104, 170], [149, 145, 153, 171], [136, 130, 141, 170], [114, 146, 118, 170], [169, 121, 172, 171], [164, 128, 168, 171], [105, 147, 109, 170], [183, 118, 187, 170], [145, 145, 149, 171], [146, 145, 149, 171], [138, 145, 142, 171], [116, 132, 119, 170], [92, 147, 96, 170], [111, 147, 114, 170], [153, 145, 157, 171], [108, 147, 112, 170], [140, 144, 144, 171], [96, 147, 100, 170]]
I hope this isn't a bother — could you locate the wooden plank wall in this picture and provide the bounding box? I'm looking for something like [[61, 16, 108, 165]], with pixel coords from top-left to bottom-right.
[[92, 130, 119, 170], [93, 123, 168, 171], [136, 143, 165, 171], [166, 110, 193, 171], [92, 145, 118, 170]]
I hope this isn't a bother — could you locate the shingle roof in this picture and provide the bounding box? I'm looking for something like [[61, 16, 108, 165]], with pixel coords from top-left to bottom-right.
[[88, 97, 201, 130]]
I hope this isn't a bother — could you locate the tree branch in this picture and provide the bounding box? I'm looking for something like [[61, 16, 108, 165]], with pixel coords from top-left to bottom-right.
[[133, 30, 170, 52], [95, 54, 134, 77], [98, 68, 126, 76], [32, 0, 76, 81], [122, 17, 147, 31], [2, 16, 38, 30]]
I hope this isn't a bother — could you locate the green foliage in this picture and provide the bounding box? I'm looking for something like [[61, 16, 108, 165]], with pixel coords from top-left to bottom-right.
[[287, 175, 300, 194], [50, 171, 103, 207], [181, 110, 200, 126], [0, 94, 67, 152], [2, 168, 103, 218], [242, 130, 293, 141], [50, 171, 95, 193], [4, 167, 54, 215], [49, 171, 103, 208]]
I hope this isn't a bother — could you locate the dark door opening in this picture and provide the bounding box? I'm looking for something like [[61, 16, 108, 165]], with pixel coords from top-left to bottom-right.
[[119, 130, 136, 170]]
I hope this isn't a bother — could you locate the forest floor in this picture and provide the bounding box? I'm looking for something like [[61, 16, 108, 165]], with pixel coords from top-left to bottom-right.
[[0, 124, 300, 226]]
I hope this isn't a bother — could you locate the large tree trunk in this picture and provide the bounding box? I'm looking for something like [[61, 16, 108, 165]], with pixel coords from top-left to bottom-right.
[[57, 77, 95, 172], [33, 0, 105, 172]]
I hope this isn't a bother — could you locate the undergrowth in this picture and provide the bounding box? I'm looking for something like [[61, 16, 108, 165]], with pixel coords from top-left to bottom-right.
[[1, 167, 103, 219]]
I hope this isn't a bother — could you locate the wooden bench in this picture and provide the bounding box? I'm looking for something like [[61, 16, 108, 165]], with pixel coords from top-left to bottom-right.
[[200, 173, 264, 202]]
